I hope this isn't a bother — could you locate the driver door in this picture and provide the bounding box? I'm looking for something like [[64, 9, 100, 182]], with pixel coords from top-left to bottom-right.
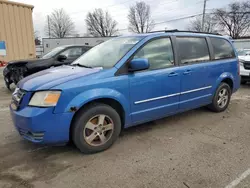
[[129, 37, 181, 124]]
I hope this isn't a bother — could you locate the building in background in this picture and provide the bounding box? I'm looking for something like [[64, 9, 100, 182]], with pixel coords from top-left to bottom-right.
[[0, 0, 35, 62], [42, 37, 114, 54], [233, 39, 250, 50]]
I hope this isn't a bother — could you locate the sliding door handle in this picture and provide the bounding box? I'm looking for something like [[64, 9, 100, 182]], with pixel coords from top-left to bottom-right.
[[168, 72, 178, 77], [183, 70, 192, 75]]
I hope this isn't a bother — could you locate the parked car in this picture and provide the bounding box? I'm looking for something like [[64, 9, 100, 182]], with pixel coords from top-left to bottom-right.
[[3, 45, 91, 89], [238, 49, 250, 84], [10, 30, 240, 153]]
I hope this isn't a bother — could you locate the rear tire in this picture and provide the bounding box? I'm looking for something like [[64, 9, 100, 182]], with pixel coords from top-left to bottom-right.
[[72, 103, 121, 154], [208, 83, 231, 112]]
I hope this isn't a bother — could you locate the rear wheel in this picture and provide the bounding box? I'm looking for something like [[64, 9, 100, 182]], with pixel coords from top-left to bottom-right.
[[208, 83, 231, 112], [72, 103, 121, 154]]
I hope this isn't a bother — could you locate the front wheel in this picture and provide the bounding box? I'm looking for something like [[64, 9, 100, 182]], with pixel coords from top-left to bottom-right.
[[208, 83, 231, 112], [241, 77, 247, 84], [72, 103, 121, 154]]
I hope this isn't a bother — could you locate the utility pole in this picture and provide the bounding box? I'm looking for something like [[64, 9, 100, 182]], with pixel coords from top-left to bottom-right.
[[47, 15, 51, 38], [201, 0, 207, 32]]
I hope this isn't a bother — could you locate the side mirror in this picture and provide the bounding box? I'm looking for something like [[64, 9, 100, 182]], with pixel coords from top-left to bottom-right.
[[57, 55, 67, 61], [129, 58, 149, 72]]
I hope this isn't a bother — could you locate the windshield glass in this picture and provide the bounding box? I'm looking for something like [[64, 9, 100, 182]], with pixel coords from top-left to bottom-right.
[[42, 46, 66, 59], [238, 50, 250, 56], [72, 36, 144, 68]]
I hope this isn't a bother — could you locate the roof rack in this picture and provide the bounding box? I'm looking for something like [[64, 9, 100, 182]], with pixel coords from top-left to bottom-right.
[[147, 29, 221, 36]]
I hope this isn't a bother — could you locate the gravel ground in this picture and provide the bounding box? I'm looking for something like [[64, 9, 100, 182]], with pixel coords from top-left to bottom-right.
[[0, 71, 250, 188]]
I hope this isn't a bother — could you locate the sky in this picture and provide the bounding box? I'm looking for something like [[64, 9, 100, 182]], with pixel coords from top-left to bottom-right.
[[16, 0, 241, 38]]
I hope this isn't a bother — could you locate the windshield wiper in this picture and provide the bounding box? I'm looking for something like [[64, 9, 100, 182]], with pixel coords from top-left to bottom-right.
[[71, 64, 93, 68]]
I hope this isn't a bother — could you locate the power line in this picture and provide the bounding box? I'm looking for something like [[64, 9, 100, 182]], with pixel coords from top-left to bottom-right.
[[118, 13, 203, 31], [111, 0, 204, 24]]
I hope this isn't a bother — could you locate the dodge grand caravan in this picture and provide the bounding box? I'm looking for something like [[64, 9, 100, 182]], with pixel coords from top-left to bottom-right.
[[10, 30, 240, 153]]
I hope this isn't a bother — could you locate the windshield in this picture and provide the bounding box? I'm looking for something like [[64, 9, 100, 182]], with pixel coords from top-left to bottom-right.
[[72, 36, 144, 68], [42, 46, 66, 59], [238, 50, 250, 56]]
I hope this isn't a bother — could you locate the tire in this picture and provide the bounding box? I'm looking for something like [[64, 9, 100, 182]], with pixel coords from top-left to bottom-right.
[[72, 103, 121, 154], [241, 78, 247, 84], [208, 82, 231, 112]]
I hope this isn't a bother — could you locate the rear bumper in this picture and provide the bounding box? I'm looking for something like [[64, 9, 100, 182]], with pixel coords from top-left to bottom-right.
[[10, 106, 74, 144]]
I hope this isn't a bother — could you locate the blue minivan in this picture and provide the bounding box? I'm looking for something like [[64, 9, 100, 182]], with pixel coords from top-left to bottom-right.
[[10, 31, 240, 153]]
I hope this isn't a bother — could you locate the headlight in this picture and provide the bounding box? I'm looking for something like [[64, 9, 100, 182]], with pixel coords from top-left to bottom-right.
[[239, 60, 245, 66], [29, 91, 61, 107]]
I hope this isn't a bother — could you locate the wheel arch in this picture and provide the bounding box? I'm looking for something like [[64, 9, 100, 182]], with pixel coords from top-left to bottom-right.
[[68, 89, 130, 141], [214, 73, 234, 93]]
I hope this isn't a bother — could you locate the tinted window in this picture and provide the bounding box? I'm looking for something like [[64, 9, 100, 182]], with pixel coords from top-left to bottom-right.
[[210, 38, 235, 60], [133, 38, 174, 70], [177, 37, 210, 64]]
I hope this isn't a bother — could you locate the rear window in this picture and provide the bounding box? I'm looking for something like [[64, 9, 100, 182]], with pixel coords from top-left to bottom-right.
[[210, 37, 235, 60], [176, 37, 210, 65]]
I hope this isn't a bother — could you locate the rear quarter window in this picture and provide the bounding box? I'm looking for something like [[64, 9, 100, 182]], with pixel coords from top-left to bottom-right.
[[210, 37, 235, 60], [176, 37, 210, 65]]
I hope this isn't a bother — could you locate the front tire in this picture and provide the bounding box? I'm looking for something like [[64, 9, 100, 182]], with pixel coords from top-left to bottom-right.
[[241, 77, 247, 84], [72, 103, 121, 154], [208, 83, 231, 112]]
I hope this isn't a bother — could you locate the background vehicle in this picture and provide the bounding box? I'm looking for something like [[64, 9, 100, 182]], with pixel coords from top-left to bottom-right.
[[3, 45, 91, 89], [10, 31, 240, 154], [238, 49, 250, 84]]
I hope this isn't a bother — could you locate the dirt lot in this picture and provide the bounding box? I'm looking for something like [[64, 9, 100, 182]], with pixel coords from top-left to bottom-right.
[[0, 70, 250, 188]]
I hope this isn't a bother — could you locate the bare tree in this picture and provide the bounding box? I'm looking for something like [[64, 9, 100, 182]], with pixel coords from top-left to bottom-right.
[[85, 9, 118, 37], [45, 8, 75, 38], [214, 1, 250, 39], [128, 1, 154, 33], [187, 15, 218, 33]]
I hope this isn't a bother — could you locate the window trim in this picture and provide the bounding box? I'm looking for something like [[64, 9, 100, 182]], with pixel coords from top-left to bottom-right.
[[209, 37, 236, 61], [115, 36, 176, 76], [175, 36, 212, 66]]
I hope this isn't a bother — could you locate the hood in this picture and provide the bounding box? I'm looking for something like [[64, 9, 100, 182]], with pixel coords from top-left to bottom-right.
[[7, 58, 52, 68], [239, 55, 250, 61], [18, 66, 103, 91], [8, 58, 39, 65]]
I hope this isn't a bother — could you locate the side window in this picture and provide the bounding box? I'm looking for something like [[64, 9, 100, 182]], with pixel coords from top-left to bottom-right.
[[210, 37, 235, 60], [133, 38, 174, 70], [176, 37, 210, 65], [59, 47, 83, 58]]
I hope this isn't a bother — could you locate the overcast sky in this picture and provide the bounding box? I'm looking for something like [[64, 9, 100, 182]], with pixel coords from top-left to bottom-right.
[[17, 0, 241, 38]]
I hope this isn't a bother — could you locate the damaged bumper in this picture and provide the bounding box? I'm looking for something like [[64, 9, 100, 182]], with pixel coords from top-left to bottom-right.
[[3, 65, 26, 89]]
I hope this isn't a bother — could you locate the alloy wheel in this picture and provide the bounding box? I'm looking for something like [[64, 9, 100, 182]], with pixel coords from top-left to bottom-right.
[[83, 114, 114, 146]]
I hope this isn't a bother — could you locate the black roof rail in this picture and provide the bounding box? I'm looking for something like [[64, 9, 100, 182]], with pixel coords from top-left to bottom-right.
[[147, 29, 221, 36]]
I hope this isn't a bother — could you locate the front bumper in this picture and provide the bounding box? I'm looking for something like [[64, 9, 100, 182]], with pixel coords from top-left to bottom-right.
[[240, 65, 250, 77], [10, 106, 74, 144]]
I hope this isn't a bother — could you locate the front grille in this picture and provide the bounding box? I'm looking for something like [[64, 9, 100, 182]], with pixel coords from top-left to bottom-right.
[[12, 88, 26, 110], [244, 61, 250, 70], [19, 128, 44, 141]]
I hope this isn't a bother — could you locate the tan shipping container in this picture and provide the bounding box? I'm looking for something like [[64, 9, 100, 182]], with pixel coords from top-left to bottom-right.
[[0, 0, 35, 62]]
